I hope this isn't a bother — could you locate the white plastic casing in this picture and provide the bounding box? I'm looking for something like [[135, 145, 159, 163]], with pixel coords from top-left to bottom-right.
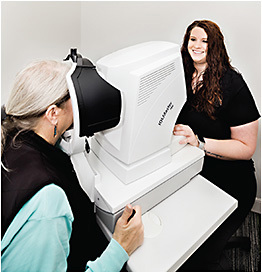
[[93, 41, 187, 184]]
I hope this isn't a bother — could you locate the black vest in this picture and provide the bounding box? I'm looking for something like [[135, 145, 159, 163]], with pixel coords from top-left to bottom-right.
[[1, 131, 107, 271]]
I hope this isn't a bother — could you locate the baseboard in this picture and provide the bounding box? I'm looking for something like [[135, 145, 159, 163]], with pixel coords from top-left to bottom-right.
[[252, 197, 261, 214]]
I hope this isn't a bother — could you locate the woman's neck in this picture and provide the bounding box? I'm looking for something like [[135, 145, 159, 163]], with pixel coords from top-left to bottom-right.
[[34, 119, 58, 146], [194, 62, 207, 75]]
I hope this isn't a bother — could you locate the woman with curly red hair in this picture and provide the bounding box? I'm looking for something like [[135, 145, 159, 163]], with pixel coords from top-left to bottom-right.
[[174, 20, 260, 271]]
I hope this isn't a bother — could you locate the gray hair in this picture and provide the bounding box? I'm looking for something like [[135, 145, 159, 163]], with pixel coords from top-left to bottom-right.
[[1, 60, 71, 156]]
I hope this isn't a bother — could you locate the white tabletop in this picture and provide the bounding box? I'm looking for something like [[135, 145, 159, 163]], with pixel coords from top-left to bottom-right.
[[126, 174, 237, 272]]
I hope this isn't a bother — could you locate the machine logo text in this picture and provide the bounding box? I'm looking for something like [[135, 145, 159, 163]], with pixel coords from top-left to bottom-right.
[[158, 102, 174, 126]]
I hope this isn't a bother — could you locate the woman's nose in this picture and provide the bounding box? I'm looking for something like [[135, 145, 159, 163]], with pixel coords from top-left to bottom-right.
[[194, 41, 201, 48]]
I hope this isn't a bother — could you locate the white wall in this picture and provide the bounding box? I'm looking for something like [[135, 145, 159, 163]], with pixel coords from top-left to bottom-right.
[[1, 1, 81, 103], [2, 1, 261, 212]]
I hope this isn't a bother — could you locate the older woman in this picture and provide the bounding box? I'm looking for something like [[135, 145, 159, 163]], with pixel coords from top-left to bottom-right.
[[1, 60, 144, 272], [174, 20, 260, 271]]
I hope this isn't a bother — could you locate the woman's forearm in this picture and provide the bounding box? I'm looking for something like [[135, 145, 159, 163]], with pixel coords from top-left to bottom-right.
[[204, 138, 255, 161], [204, 120, 259, 160], [174, 120, 259, 161]]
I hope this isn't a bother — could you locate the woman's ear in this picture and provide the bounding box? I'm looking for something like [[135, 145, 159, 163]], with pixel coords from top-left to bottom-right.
[[45, 105, 59, 125]]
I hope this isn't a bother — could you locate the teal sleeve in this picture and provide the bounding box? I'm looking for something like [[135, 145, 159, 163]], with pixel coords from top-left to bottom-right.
[[86, 238, 129, 272], [2, 184, 129, 272], [1, 184, 73, 272]]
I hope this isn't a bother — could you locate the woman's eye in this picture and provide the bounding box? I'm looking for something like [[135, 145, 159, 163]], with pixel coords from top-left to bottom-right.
[[203, 40, 208, 43], [190, 38, 196, 41]]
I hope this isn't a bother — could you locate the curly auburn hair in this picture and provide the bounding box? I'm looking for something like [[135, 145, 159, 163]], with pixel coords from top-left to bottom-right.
[[181, 20, 234, 119]]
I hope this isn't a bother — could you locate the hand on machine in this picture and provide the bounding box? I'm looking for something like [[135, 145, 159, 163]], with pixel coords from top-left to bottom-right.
[[113, 204, 144, 256]]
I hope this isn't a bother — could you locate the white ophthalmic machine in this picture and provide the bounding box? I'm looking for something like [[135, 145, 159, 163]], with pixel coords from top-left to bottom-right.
[[60, 42, 237, 271]]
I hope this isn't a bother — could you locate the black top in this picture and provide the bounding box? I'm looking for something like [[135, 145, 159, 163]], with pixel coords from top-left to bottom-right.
[[177, 68, 260, 199], [1, 131, 107, 271], [174, 68, 259, 271], [177, 68, 260, 140]]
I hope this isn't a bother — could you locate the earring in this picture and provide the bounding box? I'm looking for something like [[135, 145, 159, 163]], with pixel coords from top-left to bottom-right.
[[54, 125, 57, 137]]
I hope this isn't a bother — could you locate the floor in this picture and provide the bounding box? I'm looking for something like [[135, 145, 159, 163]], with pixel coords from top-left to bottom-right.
[[225, 211, 261, 272]]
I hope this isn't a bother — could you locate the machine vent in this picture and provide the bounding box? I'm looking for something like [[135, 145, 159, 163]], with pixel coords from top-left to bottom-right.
[[137, 62, 176, 106]]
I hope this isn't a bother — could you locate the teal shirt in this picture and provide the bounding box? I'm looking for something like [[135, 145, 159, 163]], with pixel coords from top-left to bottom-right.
[[1, 184, 129, 272]]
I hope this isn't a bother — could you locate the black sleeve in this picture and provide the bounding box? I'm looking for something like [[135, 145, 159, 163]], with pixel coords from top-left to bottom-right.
[[225, 77, 260, 127]]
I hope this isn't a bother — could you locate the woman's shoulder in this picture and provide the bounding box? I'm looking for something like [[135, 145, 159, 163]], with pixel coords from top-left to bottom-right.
[[28, 184, 73, 221], [222, 67, 245, 88], [221, 67, 248, 98], [2, 184, 73, 250]]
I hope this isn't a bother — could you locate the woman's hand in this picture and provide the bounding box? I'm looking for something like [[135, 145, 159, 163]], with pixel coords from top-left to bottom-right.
[[173, 124, 198, 147], [113, 204, 144, 256]]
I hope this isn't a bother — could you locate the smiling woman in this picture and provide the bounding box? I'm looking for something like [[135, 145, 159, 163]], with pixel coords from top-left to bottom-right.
[[180, 20, 232, 119], [174, 20, 260, 271], [187, 27, 208, 93], [188, 27, 208, 65]]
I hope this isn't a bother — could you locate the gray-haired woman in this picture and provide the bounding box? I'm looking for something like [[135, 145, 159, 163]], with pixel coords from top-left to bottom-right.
[[1, 60, 144, 272]]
